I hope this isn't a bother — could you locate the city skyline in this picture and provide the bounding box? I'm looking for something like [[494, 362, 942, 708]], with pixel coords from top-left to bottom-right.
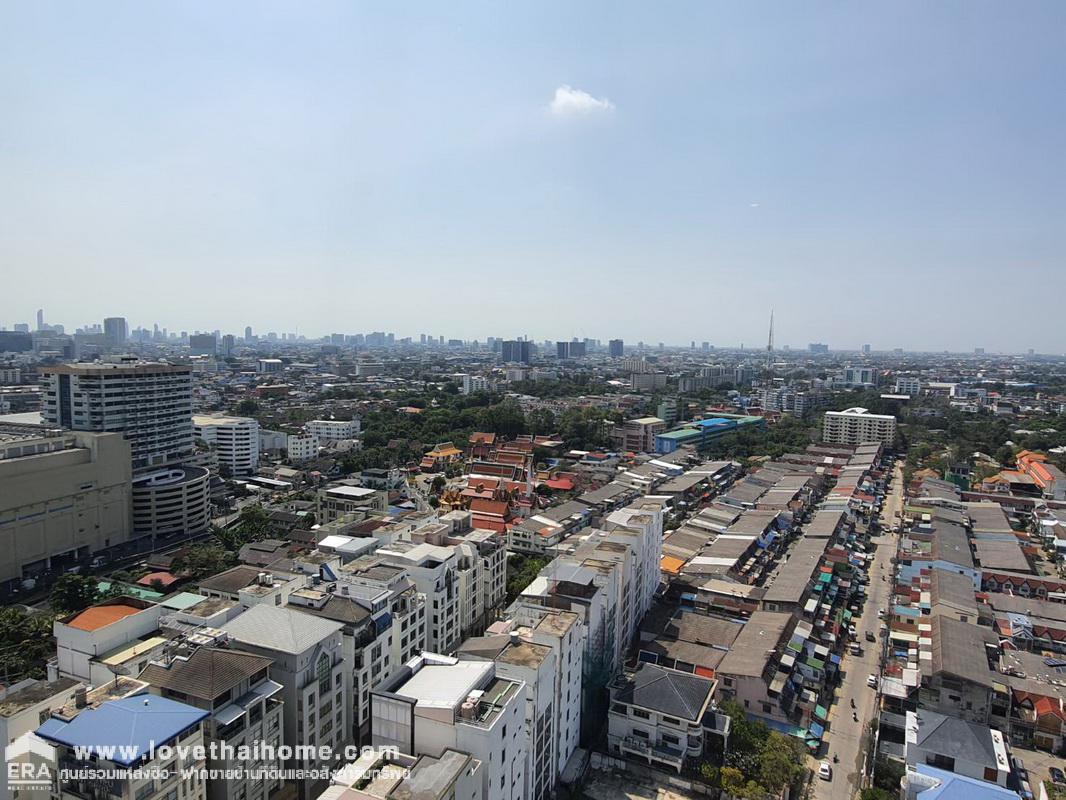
[[2, 3, 1064, 351]]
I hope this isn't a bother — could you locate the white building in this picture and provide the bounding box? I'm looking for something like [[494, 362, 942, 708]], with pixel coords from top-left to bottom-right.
[[822, 407, 897, 446], [372, 653, 528, 800], [287, 432, 319, 462], [257, 358, 283, 374], [325, 746, 483, 800], [221, 604, 350, 800], [306, 419, 361, 441], [50, 597, 165, 687], [895, 377, 922, 396], [376, 542, 461, 654], [461, 375, 492, 395], [0, 677, 81, 800], [194, 414, 260, 476]]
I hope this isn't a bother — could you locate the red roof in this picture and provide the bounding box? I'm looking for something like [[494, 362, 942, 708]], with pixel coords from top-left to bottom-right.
[[469, 498, 510, 517], [137, 571, 180, 588], [543, 478, 575, 491]]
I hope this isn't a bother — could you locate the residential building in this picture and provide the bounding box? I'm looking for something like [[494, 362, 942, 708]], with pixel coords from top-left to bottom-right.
[[317, 484, 389, 522], [501, 341, 532, 364], [904, 710, 1011, 786], [375, 542, 461, 654], [461, 374, 492, 394], [607, 663, 718, 774], [306, 419, 361, 442], [36, 687, 208, 800], [822, 407, 897, 446], [288, 432, 319, 462], [372, 653, 528, 800], [609, 339, 624, 358], [257, 358, 283, 374], [140, 647, 285, 800], [102, 317, 127, 349], [0, 677, 81, 800], [193, 414, 260, 477], [0, 425, 132, 592], [221, 605, 350, 800]]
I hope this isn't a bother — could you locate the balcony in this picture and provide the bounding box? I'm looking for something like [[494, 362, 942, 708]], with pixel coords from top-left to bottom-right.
[[618, 736, 685, 771]]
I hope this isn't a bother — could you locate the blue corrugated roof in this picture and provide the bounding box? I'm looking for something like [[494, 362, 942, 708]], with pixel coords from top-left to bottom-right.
[[36, 695, 207, 765]]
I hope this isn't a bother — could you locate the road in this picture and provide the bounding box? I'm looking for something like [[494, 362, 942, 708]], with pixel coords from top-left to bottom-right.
[[810, 459, 903, 800]]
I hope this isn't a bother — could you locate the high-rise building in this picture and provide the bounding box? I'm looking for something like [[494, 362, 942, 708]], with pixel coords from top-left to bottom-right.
[[808, 342, 829, 354], [608, 339, 624, 358], [40, 362, 209, 541], [36, 308, 44, 331], [862, 343, 871, 354], [189, 333, 216, 356], [501, 340, 532, 364], [244, 325, 253, 341], [221, 333, 236, 356], [103, 316, 128, 348], [0, 331, 33, 352], [822, 407, 897, 446], [193, 414, 260, 477]]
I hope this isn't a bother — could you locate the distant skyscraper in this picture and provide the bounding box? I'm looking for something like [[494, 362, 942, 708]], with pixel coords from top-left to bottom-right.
[[609, 339, 624, 358], [244, 325, 253, 341], [808, 342, 829, 354], [189, 333, 217, 356], [501, 340, 532, 364], [862, 343, 871, 354], [103, 316, 128, 348], [222, 334, 236, 356], [36, 308, 44, 331]]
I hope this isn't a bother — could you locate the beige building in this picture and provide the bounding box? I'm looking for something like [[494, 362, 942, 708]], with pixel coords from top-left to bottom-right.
[[822, 407, 897, 446], [611, 417, 666, 453], [0, 423, 131, 591]]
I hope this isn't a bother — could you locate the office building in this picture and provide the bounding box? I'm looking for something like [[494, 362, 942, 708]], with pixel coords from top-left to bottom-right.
[[372, 653, 528, 800], [609, 339, 624, 358], [194, 414, 260, 477], [501, 340, 532, 364], [103, 317, 127, 348], [822, 407, 897, 446], [221, 333, 236, 357], [808, 343, 829, 354], [0, 424, 132, 592]]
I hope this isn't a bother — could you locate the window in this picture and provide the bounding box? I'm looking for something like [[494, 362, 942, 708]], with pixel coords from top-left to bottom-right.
[[661, 715, 680, 727], [632, 728, 649, 739], [632, 708, 650, 719], [317, 653, 331, 694], [662, 734, 680, 746]]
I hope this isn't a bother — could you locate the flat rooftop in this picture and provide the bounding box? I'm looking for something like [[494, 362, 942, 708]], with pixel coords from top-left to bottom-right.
[[398, 660, 493, 708]]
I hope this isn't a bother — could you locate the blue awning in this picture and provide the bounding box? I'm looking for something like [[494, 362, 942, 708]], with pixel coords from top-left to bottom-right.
[[809, 722, 825, 739], [829, 653, 842, 665]]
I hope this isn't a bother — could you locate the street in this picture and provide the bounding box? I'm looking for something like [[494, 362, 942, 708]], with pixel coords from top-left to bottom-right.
[[810, 459, 904, 800]]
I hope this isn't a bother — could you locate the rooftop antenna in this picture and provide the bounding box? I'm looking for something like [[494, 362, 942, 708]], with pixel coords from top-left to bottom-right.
[[766, 309, 775, 371]]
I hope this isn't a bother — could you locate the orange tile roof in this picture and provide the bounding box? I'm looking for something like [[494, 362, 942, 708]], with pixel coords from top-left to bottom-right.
[[66, 603, 143, 632], [661, 556, 686, 574]]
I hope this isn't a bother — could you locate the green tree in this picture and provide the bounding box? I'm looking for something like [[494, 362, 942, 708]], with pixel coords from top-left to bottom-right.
[[175, 543, 235, 579], [0, 607, 55, 680], [758, 732, 804, 793], [49, 574, 100, 614], [431, 476, 446, 493], [235, 399, 259, 416]]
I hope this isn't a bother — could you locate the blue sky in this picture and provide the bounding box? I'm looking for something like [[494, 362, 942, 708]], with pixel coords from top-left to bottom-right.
[[2, 2, 1064, 351]]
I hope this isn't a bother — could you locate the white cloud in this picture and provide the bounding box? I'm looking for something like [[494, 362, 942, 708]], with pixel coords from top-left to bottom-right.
[[548, 85, 614, 117]]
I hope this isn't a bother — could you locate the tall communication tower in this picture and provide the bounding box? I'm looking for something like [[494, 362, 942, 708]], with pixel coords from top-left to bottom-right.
[[766, 309, 775, 370]]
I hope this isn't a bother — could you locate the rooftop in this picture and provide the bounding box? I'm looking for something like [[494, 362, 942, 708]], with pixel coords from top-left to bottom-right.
[[221, 604, 344, 654]]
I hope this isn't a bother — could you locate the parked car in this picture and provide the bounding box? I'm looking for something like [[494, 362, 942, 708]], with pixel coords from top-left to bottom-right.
[[866, 630, 876, 642], [867, 674, 879, 689], [819, 763, 833, 781], [850, 643, 863, 656]]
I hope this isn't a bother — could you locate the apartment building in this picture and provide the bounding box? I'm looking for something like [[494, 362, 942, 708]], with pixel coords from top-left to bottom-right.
[[375, 542, 462, 654], [317, 484, 389, 523], [0, 677, 81, 800], [822, 407, 897, 446], [287, 432, 319, 462], [193, 414, 260, 476], [896, 377, 922, 396], [0, 425, 131, 592], [140, 647, 285, 800], [372, 653, 528, 800], [287, 587, 393, 745], [221, 605, 350, 800], [306, 419, 361, 441]]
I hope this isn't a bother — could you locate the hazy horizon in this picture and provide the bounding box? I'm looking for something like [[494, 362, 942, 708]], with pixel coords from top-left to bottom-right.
[[3, 3, 1064, 352]]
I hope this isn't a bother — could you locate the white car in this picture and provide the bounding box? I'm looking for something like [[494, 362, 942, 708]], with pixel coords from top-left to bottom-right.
[[819, 762, 833, 781], [867, 674, 879, 689]]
